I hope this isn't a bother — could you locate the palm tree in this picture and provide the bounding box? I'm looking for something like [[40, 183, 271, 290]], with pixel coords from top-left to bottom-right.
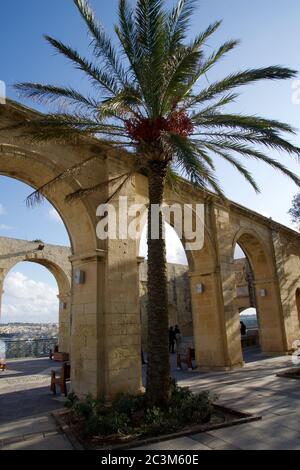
[[289, 193, 300, 230], [6, 0, 300, 406]]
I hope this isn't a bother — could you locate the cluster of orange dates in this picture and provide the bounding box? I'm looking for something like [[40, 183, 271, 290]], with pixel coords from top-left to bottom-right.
[[125, 109, 194, 143]]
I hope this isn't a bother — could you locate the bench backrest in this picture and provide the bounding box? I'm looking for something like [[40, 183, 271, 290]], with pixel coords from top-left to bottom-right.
[[62, 363, 71, 380]]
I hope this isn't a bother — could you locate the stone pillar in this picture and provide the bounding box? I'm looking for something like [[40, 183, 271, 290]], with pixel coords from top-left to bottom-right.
[[70, 247, 142, 399], [210, 204, 244, 369], [190, 265, 243, 370], [271, 230, 299, 351], [218, 259, 245, 369], [104, 239, 143, 399], [190, 269, 225, 369], [69, 251, 103, 398], [57, 292, 71, 353], [254, 276, 286, 353]]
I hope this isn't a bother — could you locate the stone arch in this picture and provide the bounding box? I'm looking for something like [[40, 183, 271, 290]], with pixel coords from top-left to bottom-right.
[[137, 214, 194, 355], [0, 136, 99, 361], [157, 197, 224, 370], [0, 144, 97, 253], [232, 228, 273, 280], [0, 246, 72, 352], [232, 228, 286, 353], [136, 186, 223, 369]]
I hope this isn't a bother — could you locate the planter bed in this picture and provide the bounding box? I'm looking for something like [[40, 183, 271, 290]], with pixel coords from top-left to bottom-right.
[[52, 404, 261, 451]]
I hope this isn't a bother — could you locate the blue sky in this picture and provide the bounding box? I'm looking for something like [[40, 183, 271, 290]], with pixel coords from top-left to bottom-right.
[[0, 0, 300, 322]]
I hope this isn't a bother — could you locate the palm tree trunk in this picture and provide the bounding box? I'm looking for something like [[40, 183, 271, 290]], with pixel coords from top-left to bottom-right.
[[146, 160, 170, 407]]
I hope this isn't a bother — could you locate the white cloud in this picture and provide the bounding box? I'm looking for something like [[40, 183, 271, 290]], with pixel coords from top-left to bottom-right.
[[234, 244, 245, 259], [259, 210, 271, 219], [0, 224, 14, 231], [1, 272, 59, 323], [240, 307, 257, 317], [139, 223, 188, 265], [0, 204, 6, 216], [48, 208, 63, 223]]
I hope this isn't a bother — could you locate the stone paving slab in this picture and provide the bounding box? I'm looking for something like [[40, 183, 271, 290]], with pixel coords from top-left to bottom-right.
[[134, 436, 211, 451], [1, 431, 73, 450], [140, 354, 300, 450], [0, 414, 58, 441], [190, 432, 239, 450]]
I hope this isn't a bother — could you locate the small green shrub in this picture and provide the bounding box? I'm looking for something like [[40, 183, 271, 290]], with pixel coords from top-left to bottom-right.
[[112, 393, 143, 417], [65, 381, 214, 440]]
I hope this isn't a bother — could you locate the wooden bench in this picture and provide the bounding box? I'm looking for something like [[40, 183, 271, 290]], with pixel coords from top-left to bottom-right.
[[241, 334, 259, 348], [50, 362, 70, 397], [177, 347, 195, 370], [53, 352, 69, 362]]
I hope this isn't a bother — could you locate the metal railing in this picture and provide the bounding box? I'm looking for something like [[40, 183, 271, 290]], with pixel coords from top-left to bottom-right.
[[2, 338, 58, 359]]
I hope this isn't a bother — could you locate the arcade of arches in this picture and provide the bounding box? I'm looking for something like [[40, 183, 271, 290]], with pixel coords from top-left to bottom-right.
[[1, 100, 300, 400], [0, 237, 72, 352]]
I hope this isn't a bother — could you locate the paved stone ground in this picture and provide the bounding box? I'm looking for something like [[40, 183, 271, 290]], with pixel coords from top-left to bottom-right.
[[0, 358, 73, 450], [1, 350, 300, 450], [139, 347, 300, 450]]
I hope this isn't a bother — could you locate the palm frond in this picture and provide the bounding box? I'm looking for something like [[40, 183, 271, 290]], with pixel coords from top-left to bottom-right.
[[14, 82, 98, 114], [99, 87, 145, 120], [74, 0, 128, 86], [193, 113, 297, 136], [182, 39, 239, 99], [165, 165, 184, 194], [26, 155, 100, 207], [205, 145, 260, 192], [195, 93, 238, 115], [188, 66, 297, 107], [168, 134, 225, 197], [135, 0, 165, 55], [135, 0, 167, 116], [202, 140, 300, 186], [116, 0, 138, 66], [2, 112, 127, 143], [193, 130, 300, 156], [45, 35, 119, 96], [116, 1, 149, 107], [65, 171, 132, 203], [197, 39, 239, 77], [166, 0, 199, 52], [160, 21, 224, 112]]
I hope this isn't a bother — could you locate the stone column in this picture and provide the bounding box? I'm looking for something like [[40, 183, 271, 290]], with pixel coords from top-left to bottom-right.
[[57, 292, 71, 353], [271, 229, 299, 351], [70, 247, 142, 399], [190, 269, 226, 369], [69, 251, 103, 398], [209, 204, 244, 369], [254, 276, 286, 353]]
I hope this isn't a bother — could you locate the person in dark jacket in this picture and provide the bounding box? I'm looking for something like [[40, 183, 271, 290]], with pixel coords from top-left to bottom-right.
[[169, 326, 176, 353], [240, 321, 247, 336], [174, 325, 181, 336]]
